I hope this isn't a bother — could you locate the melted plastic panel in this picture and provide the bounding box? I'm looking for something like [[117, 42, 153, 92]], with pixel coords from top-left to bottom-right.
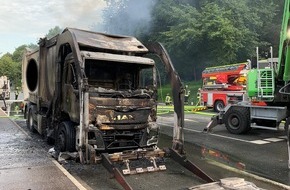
[[26, 59, 38, 92]]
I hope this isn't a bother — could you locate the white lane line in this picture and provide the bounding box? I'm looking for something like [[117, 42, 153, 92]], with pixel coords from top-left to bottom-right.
[[263, 138, 285, 142], [52, 159, 88, 190], [197, 129, 253, 144], [207, 160, 290, 190], [278, 136, 287, 139], [249, 140, 270, 145], [184, 118, 198, 122], [158, 122, 252, 144], [158, 122, 284, 145]]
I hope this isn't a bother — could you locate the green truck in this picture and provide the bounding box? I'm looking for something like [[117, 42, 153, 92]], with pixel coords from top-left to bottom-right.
[[205, 0, 290, 169]]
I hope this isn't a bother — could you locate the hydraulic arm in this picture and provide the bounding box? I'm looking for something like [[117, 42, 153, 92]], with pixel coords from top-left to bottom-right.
[[146, 42, 214, 182]]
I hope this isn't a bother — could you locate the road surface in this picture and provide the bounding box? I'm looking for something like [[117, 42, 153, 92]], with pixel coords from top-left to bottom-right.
[[1, 106, 290, 190], [158, 111, 290, 187]]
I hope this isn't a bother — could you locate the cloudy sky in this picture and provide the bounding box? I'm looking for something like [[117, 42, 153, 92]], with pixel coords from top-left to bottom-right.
[[0, 0, 107, 55]]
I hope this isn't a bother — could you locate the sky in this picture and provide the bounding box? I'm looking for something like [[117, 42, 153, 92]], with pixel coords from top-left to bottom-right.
[[0, 0, 107, 55]]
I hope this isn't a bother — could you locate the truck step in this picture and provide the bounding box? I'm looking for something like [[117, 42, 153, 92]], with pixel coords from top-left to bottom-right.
[[121, 157, 166, 175], [105, 148, 167, 175]]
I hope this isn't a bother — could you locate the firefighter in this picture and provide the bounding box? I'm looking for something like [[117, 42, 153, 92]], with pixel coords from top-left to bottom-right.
[[184, 85, 190, 105], [196, 88, 201, 105], [165, 93, 172, 105], [15, 87, 19, 100]]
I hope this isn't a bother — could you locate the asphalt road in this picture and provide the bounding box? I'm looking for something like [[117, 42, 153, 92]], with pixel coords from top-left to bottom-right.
[[157, 111, 290, 186], [6, 106, 290, 190]]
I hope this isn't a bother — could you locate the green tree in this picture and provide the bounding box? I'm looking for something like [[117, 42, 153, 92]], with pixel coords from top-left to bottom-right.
[[149, 0, 279, 80], [99, 0, 282, 81], [12, 44, 37, 63], [10, 44, 37, 87], [12, 45, 28, 63], [0, 53, 20, 87]]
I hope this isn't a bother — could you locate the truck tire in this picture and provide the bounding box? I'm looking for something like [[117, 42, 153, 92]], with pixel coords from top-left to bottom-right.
[[214, 100, 225, 112], [26, 109, 36, 133], [224, 106, 250, 134], [56, 121, 76, 152]]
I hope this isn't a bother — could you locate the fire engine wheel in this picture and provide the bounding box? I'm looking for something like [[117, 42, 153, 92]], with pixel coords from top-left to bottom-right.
[[26, 109, 36, 133], [224, 106, 250, 134], [214, 100, 225, 112], [56, 121, 76, 152]]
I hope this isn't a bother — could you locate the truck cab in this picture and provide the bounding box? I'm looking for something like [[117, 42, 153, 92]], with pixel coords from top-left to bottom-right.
[[23, 28, 161, 161], [61, 51, 158, 152]]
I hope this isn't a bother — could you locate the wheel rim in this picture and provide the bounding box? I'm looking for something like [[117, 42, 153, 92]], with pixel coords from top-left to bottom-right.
[[217, 103, 224, 111], [228, 115, 240, 129], [56, 122, 76, 152]]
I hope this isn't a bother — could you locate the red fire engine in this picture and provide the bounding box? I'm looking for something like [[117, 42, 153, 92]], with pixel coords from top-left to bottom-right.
[[200, 62, 249, 112]]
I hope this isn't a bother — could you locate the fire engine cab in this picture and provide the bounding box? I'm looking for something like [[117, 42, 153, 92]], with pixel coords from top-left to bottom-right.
[[200, 62, 249, 112]]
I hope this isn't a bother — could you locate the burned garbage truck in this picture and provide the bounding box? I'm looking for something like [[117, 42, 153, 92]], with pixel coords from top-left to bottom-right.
[[22, 28, 164, 164]]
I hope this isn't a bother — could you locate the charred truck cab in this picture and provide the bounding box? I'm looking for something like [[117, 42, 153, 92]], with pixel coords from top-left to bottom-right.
[[63, 51, 158, 152], [23, 28, 160, 163]]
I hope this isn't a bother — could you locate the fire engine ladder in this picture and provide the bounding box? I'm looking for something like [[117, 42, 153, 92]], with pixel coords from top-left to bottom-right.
[[256, 47, 275, 101]]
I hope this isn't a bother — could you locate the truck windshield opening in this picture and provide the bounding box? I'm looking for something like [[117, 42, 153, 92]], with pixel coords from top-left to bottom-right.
[[85, 59, 154, 92]]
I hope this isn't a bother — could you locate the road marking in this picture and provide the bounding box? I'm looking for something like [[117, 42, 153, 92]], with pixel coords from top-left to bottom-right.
[[52, 159, 88, 190], [263, 138, 285, 142], [197, 129, 253, 144], [249, 140, 270, 145], [207, 160, 290, 190], [184, 118, 198, 122], [158, 122, 286, 145], [158, 122, 252, 143], [278, 136, 287, 139]]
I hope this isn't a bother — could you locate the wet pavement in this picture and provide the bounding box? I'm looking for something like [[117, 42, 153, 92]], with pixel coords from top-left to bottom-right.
[[0, 110, 80, 190], [158, 112, 290, 189], [2, 108, 290, 190], [48, 131, 290, 190]]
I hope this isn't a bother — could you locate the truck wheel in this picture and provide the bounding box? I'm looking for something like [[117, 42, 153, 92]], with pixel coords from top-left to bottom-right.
[[26, 109, 36, 133], [214, 100, 225, 112], [224, 106, 250, 134], [56, 121, 76, 152]]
